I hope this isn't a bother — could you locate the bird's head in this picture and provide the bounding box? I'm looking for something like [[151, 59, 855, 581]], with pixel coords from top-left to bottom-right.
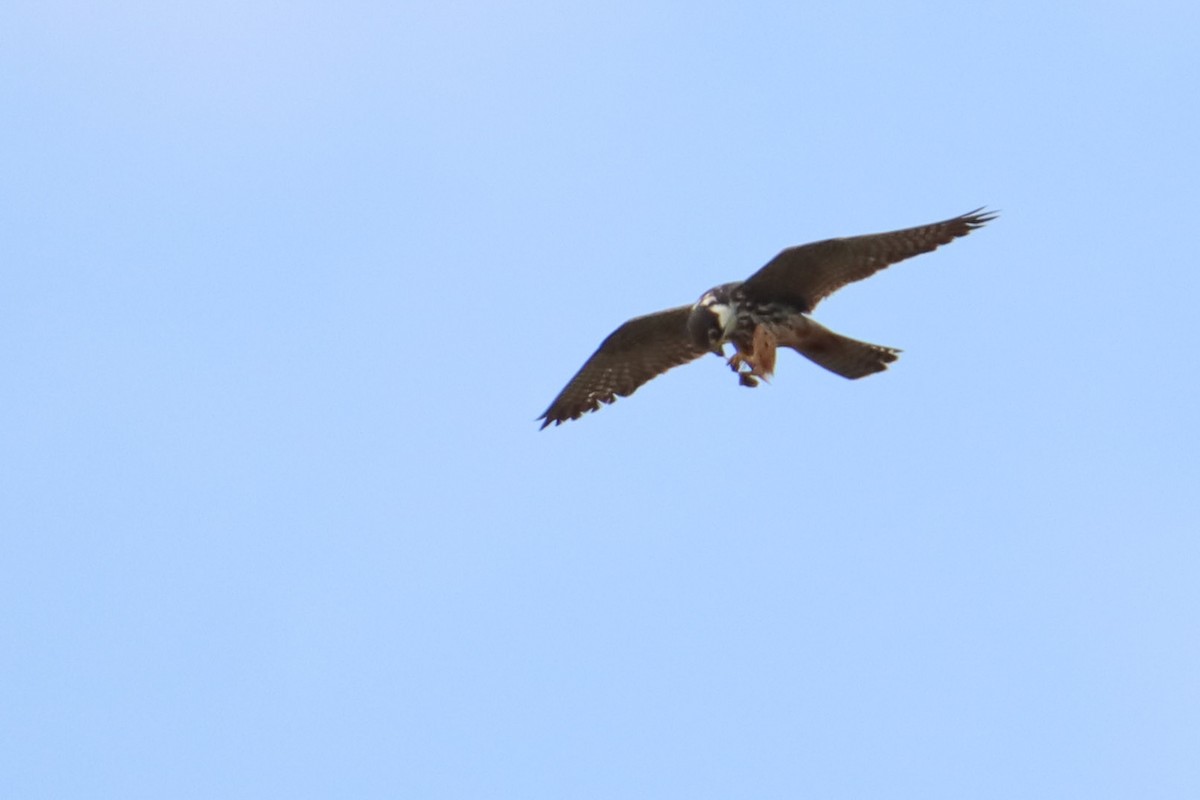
[[688, 286, 738, 357]]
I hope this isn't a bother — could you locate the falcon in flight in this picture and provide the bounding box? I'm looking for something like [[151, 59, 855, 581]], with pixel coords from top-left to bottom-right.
[[539, 208, 996, 428]]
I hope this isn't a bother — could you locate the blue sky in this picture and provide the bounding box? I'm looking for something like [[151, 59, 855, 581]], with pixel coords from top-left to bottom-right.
[[3, 1, 1199, 797]]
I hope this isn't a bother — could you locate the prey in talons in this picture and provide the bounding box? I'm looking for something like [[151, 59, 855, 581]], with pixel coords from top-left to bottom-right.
[[726, 324, 778, 388]]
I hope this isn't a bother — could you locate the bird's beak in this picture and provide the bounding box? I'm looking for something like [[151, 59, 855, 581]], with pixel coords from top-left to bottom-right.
[[709, 343, 725, 357]]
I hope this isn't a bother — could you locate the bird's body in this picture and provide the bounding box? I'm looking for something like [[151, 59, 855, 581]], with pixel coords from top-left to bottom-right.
[[688, 281, 902, 388], [539, 209, 996, 428]]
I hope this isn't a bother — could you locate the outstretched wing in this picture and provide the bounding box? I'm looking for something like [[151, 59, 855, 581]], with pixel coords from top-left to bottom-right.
[[740, 208, 997, 312], [539, 305, 705, 428]]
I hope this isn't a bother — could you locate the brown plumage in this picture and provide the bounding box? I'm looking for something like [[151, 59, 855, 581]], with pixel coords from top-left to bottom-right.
[[538, 306, 707, 427], [738, 208, 995, 313], [539, 209, 996, 427]]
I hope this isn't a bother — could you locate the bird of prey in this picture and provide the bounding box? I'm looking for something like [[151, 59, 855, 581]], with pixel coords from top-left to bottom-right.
[[539, 208, 996, 428]]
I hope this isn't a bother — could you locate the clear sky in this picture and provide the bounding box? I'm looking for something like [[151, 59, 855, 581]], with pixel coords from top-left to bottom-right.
[[3, 1, 1198, 797]]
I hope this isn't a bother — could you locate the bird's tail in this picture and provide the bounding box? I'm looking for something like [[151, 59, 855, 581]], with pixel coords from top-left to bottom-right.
[[789, 319, 900, 379]]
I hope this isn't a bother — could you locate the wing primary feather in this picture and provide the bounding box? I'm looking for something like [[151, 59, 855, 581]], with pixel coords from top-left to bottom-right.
[[538, 305, 705, 428], [739, 208, 998, 312]]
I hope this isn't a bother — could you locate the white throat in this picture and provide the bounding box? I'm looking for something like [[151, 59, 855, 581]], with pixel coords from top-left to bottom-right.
[[709, 302, 736, 339]]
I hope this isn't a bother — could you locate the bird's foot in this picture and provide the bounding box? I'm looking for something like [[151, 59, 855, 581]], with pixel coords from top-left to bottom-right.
[[728, 351, 768, 387]]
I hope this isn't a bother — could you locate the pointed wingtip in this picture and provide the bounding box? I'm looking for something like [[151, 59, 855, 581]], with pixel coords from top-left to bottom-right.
[[537, 409, 568, 429], [962, 207, 1000, 227]]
